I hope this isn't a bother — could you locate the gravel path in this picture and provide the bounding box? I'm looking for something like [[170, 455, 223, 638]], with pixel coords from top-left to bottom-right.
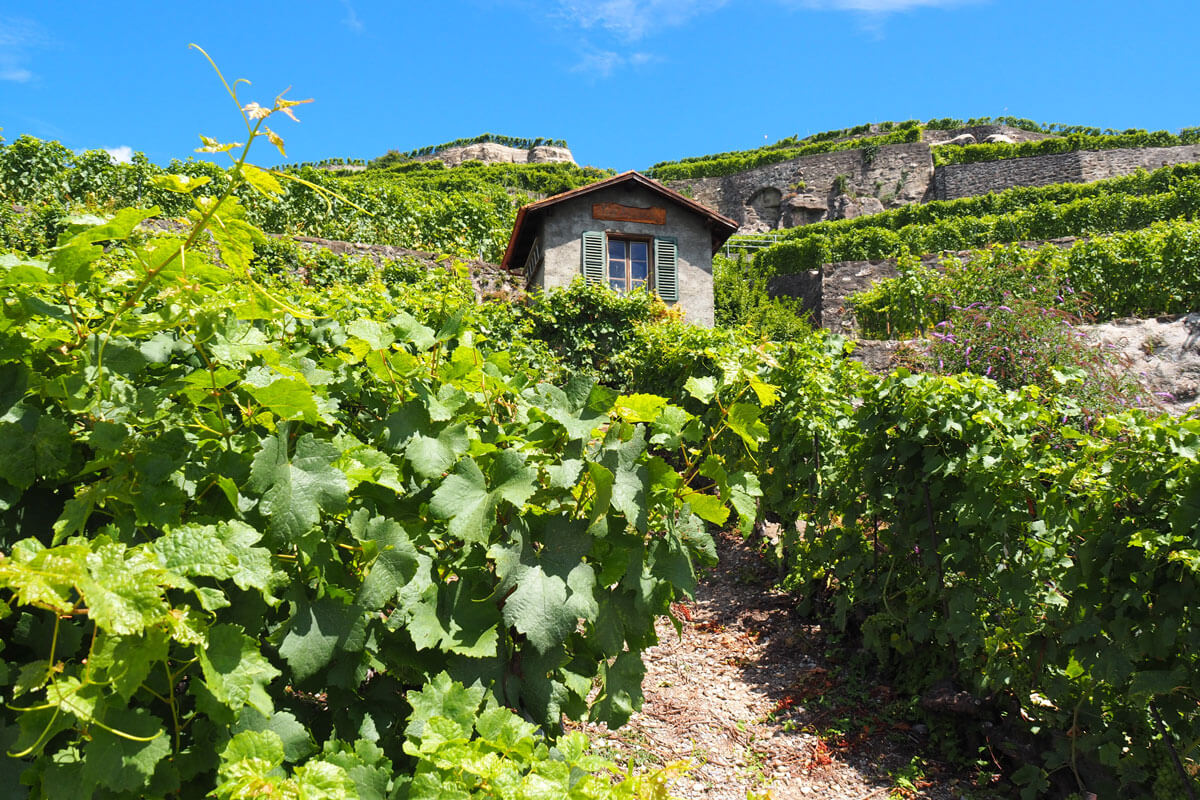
[[577, 532, 1007, 799]]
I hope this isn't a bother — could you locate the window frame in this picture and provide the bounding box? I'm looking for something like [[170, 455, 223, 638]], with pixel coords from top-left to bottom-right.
[[604, 233, 654, 294]]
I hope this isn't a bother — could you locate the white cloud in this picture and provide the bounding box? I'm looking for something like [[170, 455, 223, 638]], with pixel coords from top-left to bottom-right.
[[788, 0, 978, 11], [341, 0, 364, 32], [547, 0, 976, 42], [571, 48, 658, 77], [105, 146, 134, 165], [556, 0, 729, 40], [541, 0, 981, 75], [0, 16, 46, 82]]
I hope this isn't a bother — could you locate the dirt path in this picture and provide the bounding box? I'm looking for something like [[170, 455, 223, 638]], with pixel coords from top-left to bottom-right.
[[578, 532, 1006, 800]]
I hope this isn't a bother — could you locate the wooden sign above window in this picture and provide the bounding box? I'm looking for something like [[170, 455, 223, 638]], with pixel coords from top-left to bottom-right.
[[592, 203, 666, 225]]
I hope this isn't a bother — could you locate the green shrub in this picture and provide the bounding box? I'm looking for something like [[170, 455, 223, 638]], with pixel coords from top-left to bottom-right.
[[713, 253, 813, 341], [515, 278, 667, 387], [754, 238, 828, 275], [848, 254, 947, 338]]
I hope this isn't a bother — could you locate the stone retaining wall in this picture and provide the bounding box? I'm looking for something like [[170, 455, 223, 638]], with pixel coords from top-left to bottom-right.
[[671, 143, 933, 233], [934, 144, 1200, 201], [669, 136, 1200, 234]]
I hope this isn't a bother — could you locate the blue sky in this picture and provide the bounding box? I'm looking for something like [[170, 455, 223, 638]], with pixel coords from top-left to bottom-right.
[[1, 1, 1197, 172]]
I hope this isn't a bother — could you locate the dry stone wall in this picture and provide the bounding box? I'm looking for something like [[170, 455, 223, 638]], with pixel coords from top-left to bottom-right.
[[667, 130, 1200, 234], [933, 144, 1200, 201], [669, 143, 933, 233], [1077, 144, 1200, 182]]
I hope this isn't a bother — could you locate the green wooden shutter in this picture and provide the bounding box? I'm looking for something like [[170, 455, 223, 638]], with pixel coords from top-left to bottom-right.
[[654, 238, 678, 302], [581, 231, 606, 285]]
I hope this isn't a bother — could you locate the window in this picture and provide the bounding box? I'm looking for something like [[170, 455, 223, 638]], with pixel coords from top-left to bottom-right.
[[581, 231, 677, 302], [606, 237, 650, 293]]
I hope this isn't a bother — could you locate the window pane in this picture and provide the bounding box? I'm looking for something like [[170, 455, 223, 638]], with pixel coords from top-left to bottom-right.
[[610, 279, 625, 292], [608, 240, 626, 259], [631, 259, 647, 280], [630, 241, 648, 260], [608, 258, 625, 279]]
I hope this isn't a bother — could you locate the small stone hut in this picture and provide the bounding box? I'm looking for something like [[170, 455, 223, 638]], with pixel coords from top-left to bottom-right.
[[500, 171, 738, 327]]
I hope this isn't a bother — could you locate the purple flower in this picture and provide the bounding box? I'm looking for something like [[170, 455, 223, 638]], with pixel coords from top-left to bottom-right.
[[985, 366, 993, 376], [999, 305, 1014, 313]]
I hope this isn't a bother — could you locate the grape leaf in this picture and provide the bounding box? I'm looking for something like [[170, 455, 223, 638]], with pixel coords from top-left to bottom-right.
[[198, 624, 280, 716], [501, 567, 572, 655], [216, 730, 286, 798], [404, 423, 469, 480], [683, 376, 716, 403], [242, 376, 323, 423], [231, 708, 316, 764], [726, 402, 768, 452], [614, 393, 666, 423], [405, 673, 485, 741], [0, 414, 72, 490], [683, 493, 729, 525], [354, 518, 420, 611], [429, 451, 535, 544], [347, 318, 395, 351], [81, 707, 169, 793], [278, 597, 367, 683], [80, 539, 171, 635], [249, 426, 348, 542], [155, 520, 281, 603], [591, 650, 646, 728]]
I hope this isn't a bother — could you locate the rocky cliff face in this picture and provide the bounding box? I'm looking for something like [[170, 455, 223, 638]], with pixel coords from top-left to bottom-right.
[[416, 143, 575, 167]]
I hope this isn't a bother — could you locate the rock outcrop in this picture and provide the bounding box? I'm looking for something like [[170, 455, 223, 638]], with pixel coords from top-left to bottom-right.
[[830, 194, 884, 221], [943, 133, 977, 146], [417, 143, 575, 167]]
